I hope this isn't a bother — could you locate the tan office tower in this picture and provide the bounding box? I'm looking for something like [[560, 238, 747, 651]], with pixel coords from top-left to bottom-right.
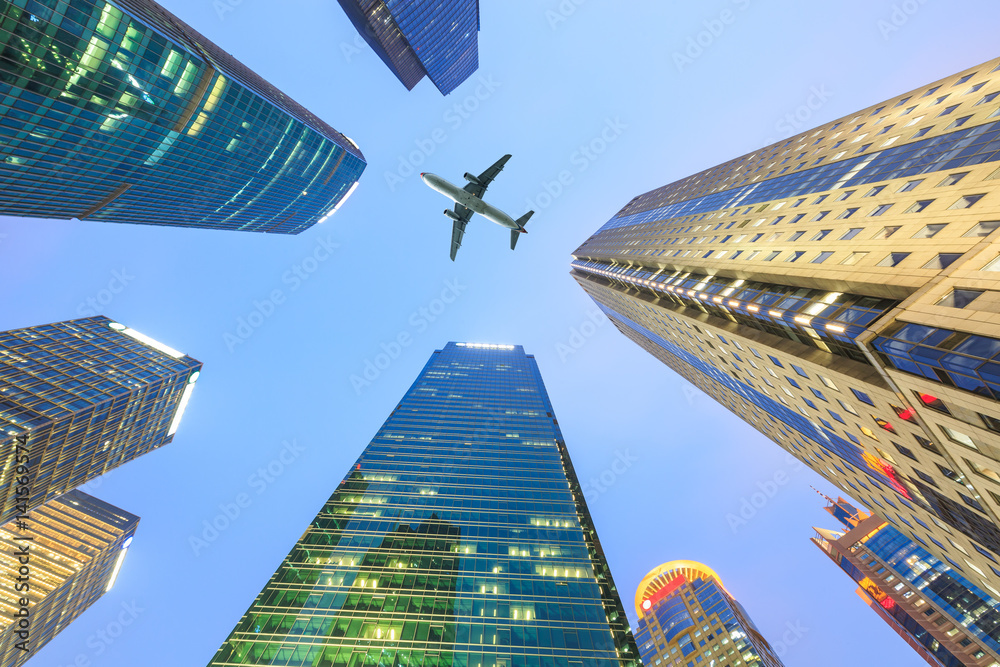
[[572, 57, 1000, 594], [0, 490, 138, 666]]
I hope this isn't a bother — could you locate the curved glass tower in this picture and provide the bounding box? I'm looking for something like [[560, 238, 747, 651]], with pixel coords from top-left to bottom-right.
[[208, 342, 638, 667], [0, 0, 365, 233], [634, 561, 785, 667]]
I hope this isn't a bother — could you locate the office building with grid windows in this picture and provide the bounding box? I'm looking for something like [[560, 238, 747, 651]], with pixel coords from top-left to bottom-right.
[[336, 0, 479, 95], [571, 58, 1000, 596], [0, 0, 365, 233], [0, 316, 201, 523], [0, 490, 138, 667], [633, 561, 784, 667], [812, 496, 1000, 667], [207, 342, 639, 667]]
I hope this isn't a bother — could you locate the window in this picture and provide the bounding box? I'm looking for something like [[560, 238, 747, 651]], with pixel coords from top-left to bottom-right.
[[922, 254, 963, 270], [764, 251, 780, 261], [810, 229, 831, 241], [949, 194, 986, 209], [851, 388, 875, 405], [812, 211, 830, 221], [976, 91, 1000, 105], [768, 355, 783, 368], [841, 252, 868, 265], [966, 459, 1000, 484], [894, 442, 918, 460], [820, 375, 838, 391], [828, 410, 846, 424], [912, 126, 933, 138], [938, 104, 960, 116], [905, 199, 934, 213], [937, 289, 983, 308], [912, 224, 946, 238], [837, 208, 859, 220], [792, 364, 809, 378], [864, 185, 886, 197], [870, 204, 894, 216], [812, 251, 834, 264], [922, 85, 941, 97], [790, 213, 805, 224], [789, 231, 804, 241], [785, 251, 804, 262], [899, 179, 924, 192], [877, 252, 910, 267], [875, 226, 901, 239], [963, 220, 1000, 237], [836, 190, 856, 201], [939, 172, 969, 187], [946, 115, 972, 130], [839, 227, 863, 240], [941, 426, 977, 450]]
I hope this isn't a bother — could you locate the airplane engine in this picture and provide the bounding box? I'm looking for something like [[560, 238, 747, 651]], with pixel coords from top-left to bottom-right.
[[444, 209, 461, 221], [463, 172, 482, 185]]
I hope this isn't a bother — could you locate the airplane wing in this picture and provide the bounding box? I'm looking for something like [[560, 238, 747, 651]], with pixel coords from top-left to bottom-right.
[[449, 204, 474, 261], [462, 154, 512, 199]]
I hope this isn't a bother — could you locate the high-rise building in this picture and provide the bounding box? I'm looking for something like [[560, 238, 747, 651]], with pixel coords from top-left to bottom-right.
[[0, 489, 139, 667], [337, 0, 479, 95], [207, 342, 639, 667], [812, 496, 1000, 667], [571, 58, 1000, 590], [0, 0, 365, 233], [0, 316, 201, 523], [634, 561, 785, 667]]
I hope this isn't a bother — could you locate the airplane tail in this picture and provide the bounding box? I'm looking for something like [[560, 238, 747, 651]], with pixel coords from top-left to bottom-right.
[[510, 211, 533, 251]]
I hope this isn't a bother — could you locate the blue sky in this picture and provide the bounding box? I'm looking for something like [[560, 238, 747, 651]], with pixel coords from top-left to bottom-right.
[[4, 1, 1000, 665]]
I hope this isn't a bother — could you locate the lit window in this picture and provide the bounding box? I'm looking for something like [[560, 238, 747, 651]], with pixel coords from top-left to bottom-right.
[[922, 254, 963, 270], [949, 194, 986, 209], [905, 199, 934, 213], [939, 172, 969, 187], [877, 252, 910, 267], [964, 220, 1000, 237]]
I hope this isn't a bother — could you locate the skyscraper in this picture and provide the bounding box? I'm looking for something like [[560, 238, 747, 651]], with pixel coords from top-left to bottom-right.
[[812, 496, 1000, 667], [337, 0, 480, 95], [0, 0, 365, 233], [0, 489, 139, 667], [571, 58, 1000, 590], [634, 561, 784, 667], [0, 316, 201, 523], [208, 342, 639, 667]]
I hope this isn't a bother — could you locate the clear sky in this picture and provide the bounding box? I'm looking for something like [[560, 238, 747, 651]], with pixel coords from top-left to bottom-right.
[[4, 1, 1000, 665]]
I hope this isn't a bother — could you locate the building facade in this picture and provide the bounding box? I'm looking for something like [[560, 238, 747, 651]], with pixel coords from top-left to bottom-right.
[[0, 0, 365, 233], [207, 342, 639, 667], [571, 58, 1000, 594], [0, 316, 201, 523], [336, 0, 479, 95], [0, 489, 138, 667], [813, 496, 1000, 667], [633, 561, 784, 667]]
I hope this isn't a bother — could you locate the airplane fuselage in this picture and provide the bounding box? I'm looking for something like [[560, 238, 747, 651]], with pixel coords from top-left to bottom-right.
[[421, 173, 522, 230]]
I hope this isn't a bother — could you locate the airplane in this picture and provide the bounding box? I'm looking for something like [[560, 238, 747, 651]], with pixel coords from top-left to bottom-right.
[[421, 154, 534, 261]]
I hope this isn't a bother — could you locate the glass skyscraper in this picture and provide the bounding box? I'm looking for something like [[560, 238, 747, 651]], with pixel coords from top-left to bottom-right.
[[812, 496, 1000, 667], [634, 561, 784, 667], [0, 0, 365, 233], [0, 489, 139, 667], [572, 58, 1000, 592], [208, 342, 638, 667], [0, 315, 201, 523], [336, 0, 479, 95]]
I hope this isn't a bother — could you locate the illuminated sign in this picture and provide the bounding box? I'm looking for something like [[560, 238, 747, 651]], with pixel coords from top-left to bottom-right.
[[859, 577, 889, 604], [641, 574, 688, 614]]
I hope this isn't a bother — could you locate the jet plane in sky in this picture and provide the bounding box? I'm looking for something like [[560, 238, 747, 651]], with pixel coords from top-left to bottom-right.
[[421, 155, 533, 261]]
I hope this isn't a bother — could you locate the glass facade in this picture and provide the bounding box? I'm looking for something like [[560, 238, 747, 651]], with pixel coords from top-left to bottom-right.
[[634, 562, 784, 667], [336, 0, 479, 96], [571, 58, 1000, 595], [813, 497, 1000, 666], [0, 0, 365, 233], [0, 489, 138, 666], [0, 316, 201, 523], [208, 342, 638, 667]]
